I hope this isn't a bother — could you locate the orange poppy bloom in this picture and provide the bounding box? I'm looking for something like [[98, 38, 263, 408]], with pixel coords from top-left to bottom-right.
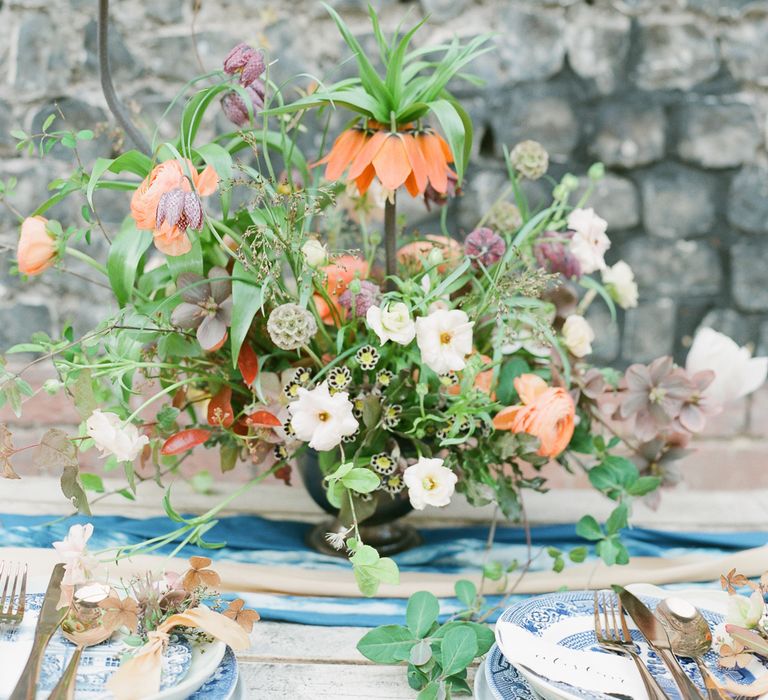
[[493, 374, 575, 458], [397, 234, 462, 274], [316, 125, 454, 197], [130, 159, 218, 256], [313, 254, 369, 324]]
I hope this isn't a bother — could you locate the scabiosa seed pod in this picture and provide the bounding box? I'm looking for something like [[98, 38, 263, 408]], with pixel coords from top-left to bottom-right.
[[267, 303, 318, 350], [338, 280, 382, 318], [534, 230, 582, 278], [486, 200, 522, 234], [220, 81, 266, 127], [509, 139, 549, 180], [464, 227, 506, 268]]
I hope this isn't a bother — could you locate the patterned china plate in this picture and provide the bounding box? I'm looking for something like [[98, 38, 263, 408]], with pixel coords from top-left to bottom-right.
[[0, 592, 227, 700], [489, 590, 768, 700]]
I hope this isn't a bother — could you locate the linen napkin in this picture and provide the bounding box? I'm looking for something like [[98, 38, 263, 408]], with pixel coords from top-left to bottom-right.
[[495, 621, 649, 699]]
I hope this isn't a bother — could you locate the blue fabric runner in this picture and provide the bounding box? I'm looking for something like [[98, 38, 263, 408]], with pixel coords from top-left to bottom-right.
[[2, 513, 765, 627]]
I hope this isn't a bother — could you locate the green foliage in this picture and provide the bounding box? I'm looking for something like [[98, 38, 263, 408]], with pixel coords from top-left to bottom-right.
[[348, 541, 399, 597], [107, 219, 153, 306], [358, 590, 492, 697]]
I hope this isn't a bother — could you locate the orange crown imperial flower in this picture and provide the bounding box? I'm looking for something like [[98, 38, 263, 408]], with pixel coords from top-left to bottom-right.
[[493, 374, 575, 458], [316, 123, 454, 197]]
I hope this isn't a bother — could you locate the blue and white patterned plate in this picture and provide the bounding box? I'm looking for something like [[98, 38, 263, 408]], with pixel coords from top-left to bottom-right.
[[488, 590, 767, 700], [0, 593, 235, 700]]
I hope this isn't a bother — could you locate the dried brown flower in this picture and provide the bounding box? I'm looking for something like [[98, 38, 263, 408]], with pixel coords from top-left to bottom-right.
[[182, 556, 221, 592], [718, 641, 753, 669], [223, 598, 260, 633], [99, 595, 139, 633]]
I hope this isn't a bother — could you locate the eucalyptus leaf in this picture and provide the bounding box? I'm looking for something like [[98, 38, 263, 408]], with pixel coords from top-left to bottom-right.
[[356, 625, 415, 663]]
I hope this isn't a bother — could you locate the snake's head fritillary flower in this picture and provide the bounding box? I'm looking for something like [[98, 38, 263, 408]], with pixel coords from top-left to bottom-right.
[[423, 169, 459, 211], [223, 43, 265, 86], [17, 216, 58, 276], [464, 227, 506, 268], [155, 189, 204, 232], [534, 231, 582, 279], [220, 81, 266, 127]]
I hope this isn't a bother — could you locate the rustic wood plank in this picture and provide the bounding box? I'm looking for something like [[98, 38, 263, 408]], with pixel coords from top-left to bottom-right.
[[237, 661, 476, 699], [240, 622, 371, 663]]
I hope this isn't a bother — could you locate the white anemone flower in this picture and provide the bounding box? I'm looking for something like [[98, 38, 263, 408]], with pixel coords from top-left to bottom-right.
[[403, 458, 457, 510], [86, 410, 149, 463], [287, 381, 359, 451], [686, 328, 768, 406], [415, 309, 474, 374]]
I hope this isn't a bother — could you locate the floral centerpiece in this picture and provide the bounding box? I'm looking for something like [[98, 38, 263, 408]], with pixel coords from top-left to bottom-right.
[[1, 5, 766, 602]]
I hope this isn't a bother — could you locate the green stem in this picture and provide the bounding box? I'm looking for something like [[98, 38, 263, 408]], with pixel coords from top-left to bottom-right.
[[64, 247, 108, 276], [125, 377, 199, 423], [384, 194, 397, 292]]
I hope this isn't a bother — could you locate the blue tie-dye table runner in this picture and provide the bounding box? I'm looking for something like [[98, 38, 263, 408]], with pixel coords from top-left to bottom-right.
[[2, 513, 764, 627]]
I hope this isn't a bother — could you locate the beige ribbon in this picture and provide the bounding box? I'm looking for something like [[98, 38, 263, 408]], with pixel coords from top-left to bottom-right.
[[4, 544, 768, 599], [107, 606, 250, 700]]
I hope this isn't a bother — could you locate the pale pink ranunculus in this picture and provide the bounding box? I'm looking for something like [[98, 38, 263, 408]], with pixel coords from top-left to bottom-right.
[[17, 216, 57, 276]]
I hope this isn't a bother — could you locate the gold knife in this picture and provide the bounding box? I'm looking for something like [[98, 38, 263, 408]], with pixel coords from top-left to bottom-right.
[[10, 563, 68, 700], [614, 585, 703, 700]]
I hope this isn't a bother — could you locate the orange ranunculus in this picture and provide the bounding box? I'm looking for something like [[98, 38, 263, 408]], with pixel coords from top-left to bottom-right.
[[17, 216, 57, 276], [313, 255, 369, 324], [493, 374, 575, 458], [316, 125, 454, 197], [397, 234, 462, 274], [130, 160, 219, 256]]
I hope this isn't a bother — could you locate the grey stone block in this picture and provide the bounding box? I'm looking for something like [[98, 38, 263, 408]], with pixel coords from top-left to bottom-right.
[[634, 16, 719, 90], [732, 240, 768, 311], [586, 302, 620, 363], [622, 238, 722, 296], [672, 100, 761, 169], [576, 174, 640, 231], [0, 304, 52, 352], [622, 298, 676, 362], [722, 14, 768, 85], [640, 164, 717, 239], [728, 165, 768, 235], [490, 85, 579, 161], [497, 5, 566, 83], [420, 0, 470, 22], [565, 5, 631, 94], [14, 13, 72, 94], [142, 31, 235, 82], [588, 99, 666, 169], [0, 99, 14, 153]]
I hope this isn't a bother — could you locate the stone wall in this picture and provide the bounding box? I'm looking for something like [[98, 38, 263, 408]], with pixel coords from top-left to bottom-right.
[[1, 0, 767, 366]]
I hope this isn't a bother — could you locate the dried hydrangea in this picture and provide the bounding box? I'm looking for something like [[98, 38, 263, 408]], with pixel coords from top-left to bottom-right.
[[509, 139, 549, 180], [464, 227, 506, 268], [267, 303, 317, 350], [486, 200, 522, 234], [338, 280, 382, 318]]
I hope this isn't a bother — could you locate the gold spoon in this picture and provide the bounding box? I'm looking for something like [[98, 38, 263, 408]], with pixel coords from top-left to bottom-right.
[[655, 597, 731, 700]]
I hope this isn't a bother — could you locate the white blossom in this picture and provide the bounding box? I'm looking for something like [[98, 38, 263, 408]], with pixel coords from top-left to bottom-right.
[[415, 309, 474, 375], [602, 260, 638, 309], [301, 239, 328, 268], [52, 523, 96, 586], [403, 458, 457, 510], [287, 382, 359, 451], [727, 590, 764, 629], [86, 410, 149, 463], [568, 207, 610, 274], [686, 328, 768, 406], [561, 314, 594, 358]]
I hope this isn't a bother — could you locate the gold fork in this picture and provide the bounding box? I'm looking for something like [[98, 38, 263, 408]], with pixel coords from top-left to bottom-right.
[[593, 590, 670, 700], [0, 561, 27, 627]]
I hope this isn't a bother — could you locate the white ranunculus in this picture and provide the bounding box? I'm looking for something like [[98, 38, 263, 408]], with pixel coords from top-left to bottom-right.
[[567, 207, 610, 274], [287, 381, 359, 451], [301, 239, 328, 268], [602, 260, 638, 309], [403, 457, 457, 510], [561, 314, 595, 358], [686, 328, 768, 405], [415, 308, 474, 375], [366, 302, 416, 346], [727, 590, 764, 629], [86, 410, 149, 462]]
